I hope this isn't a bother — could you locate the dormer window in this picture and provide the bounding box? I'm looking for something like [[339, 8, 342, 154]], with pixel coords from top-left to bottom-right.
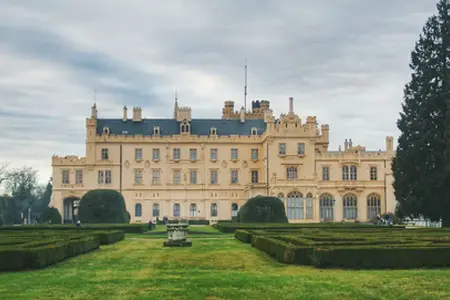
[[102, 126, 110, 135], [153, 126, 160, 136], [250, 127, 258, 135], [210, 127, 217, 135], [181, 120, 190, 134]]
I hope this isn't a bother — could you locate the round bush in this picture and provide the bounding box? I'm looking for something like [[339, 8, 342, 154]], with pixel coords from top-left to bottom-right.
[[78, 189, 129, 223], [40, 206, 62, 224], [238, 196, 288, 223]]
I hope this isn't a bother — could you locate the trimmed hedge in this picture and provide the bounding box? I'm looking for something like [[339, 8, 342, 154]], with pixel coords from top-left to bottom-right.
[[236, 226, 450, 269], [237, 196, 288, 223], [78, 189, 129, 223], [0, 223, 147, 234], [0, 230, 125, 272]]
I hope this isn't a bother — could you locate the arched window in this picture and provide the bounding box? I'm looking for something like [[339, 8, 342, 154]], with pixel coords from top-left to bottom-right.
[[190, 203, 197, 217], [305, 193, 313, 220], [102, 126, 110, 135], [181, 121, 190, 133], [211, 203, 218, 217], [367, 194, 381, 219], [210, 127, 217, 135], [287, 191, 304, 219], [173, 203, 180, 217], [251, 127, 258, 135], [152, 203, 160, 217], [343, 194, 358, 219], [319, 194, 334, 221], [153, 126, 160, 135], [135, 203, 142, 217], [231, 203, 239, 217]]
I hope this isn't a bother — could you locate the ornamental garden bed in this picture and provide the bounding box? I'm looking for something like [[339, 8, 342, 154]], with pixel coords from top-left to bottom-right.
[[235, 227, 450, 269]]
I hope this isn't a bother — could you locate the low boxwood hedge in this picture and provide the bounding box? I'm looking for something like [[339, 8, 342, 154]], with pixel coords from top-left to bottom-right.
[[0, 223, 147, 234]]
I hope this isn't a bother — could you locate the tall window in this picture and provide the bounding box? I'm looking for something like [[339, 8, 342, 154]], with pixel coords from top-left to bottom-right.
[[190, 149, 197, 161], [279, 143, 286, 155], [210, 170, 218, 184], [251, 148, 258, 160], [173, 148, 181, 160], [190, 170, 197, 184], [210, 148, 218, 160], [297, 143, 305, 155], [322, 166, 329, 181], [319, 194, 334, 221], [101, 148, 109, 160], [287, 192, 304, 219], [231, 170, 239, 184], [134, 169, 143, 184], [231, 203, 239, 217], [173, 170, 181, 184], [370, 167, 377, 180], [287, 167, 297, 180], [305, 193, 313, 219], [152, 204, 160, 217], [105, 170, 111, 184], [98, 170, 104, 184], [173, 203, 180, 217], [251, 170, 259, 184], [231, 148, 238, 160], [342, 165, 357, 180], [135, 148, 143, 160], [367, 194, 381, 219], [62, 170, 69, 184], [152, 169, 160, 184], [190, 203, 197, 217], [135, 204, 142, 217], [75, 170, 83, 184], [152, 148, 160, 160], [343, 194, 358, 219], [211, 203, 218, 217]]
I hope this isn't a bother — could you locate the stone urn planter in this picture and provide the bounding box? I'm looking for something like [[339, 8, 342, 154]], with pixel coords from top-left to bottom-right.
[[163, 223, 192, 247]]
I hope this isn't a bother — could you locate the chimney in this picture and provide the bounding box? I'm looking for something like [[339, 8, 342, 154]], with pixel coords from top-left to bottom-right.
[[132, 107, 142, 122], [386, 136, 394, 153], [91, 103, 97, 119], [344, 139, 348, 151], [289, 97, 294, 114], [123, 105, 127, 121], [240, 106, 245, 123], [349, 138, 353, 148]]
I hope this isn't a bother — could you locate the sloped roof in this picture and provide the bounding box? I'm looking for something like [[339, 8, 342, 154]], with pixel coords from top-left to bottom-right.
[[96, 118, 266, 136]]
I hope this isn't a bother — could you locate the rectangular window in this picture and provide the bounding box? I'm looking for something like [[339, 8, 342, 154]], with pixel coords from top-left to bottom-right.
[[279, 143, 286, 155], [62, 170, 70, 184], [134, 169, 143, 184], [152, 148, 160, 160], [297, 143, 305, 155], [322, 166, 329, 181], [350, 165, 357, 180], [152, 169, 160, 184], [173, 148, 181, 160], [190, 170, 197, 184], [210, 170, 218, 184], [210, 148, 218, 160], [98, 170, 104, 184], [231, 148, 238, 160], [370, 167, 377, 180], [190, 148, 197, 161], [173, 169, 181, 184], [342, 166, 349, 180], [287, 167, 297, 180], [251, 170, 259, 183], [105, 170, 111, 184], [135, 148, 143, 161], [75, 170, 83, 184], [101, 148, 109, 160], [251, 148, 258, 160], [231, 170, 238, 184]]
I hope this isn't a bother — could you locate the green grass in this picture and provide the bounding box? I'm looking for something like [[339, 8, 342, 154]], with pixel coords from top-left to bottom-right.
[[134, 225, 233, 239], [1, 235, 450, 299]]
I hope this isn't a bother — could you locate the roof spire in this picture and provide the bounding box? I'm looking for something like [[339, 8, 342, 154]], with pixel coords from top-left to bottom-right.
[[173, 90, 179, 119]]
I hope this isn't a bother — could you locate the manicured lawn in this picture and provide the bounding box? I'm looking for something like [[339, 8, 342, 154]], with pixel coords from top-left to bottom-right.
[[133, 225, 233, 239], [1, 235, 450, 299]]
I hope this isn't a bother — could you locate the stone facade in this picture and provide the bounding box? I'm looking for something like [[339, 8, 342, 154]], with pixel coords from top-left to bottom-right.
[[50, 97, 396, 224]]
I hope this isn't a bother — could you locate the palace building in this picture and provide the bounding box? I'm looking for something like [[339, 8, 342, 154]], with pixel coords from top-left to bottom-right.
[[50, 97, 396, 223]]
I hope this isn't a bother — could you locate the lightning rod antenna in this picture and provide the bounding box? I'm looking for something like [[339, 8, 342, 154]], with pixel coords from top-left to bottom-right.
[[244, 58, 248, 112]]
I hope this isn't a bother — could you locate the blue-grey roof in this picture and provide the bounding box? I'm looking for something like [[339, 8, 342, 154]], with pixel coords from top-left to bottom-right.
[[96, 118, 267, 136]]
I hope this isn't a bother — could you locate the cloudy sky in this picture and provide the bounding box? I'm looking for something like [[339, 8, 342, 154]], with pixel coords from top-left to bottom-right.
[[0, 0, 438, 184]]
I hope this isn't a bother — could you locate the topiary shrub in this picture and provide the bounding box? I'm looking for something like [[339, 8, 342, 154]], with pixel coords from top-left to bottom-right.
[[78, 189, 129, 224], [40, 206, 62, 224], [238, 196, 288, 223]]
